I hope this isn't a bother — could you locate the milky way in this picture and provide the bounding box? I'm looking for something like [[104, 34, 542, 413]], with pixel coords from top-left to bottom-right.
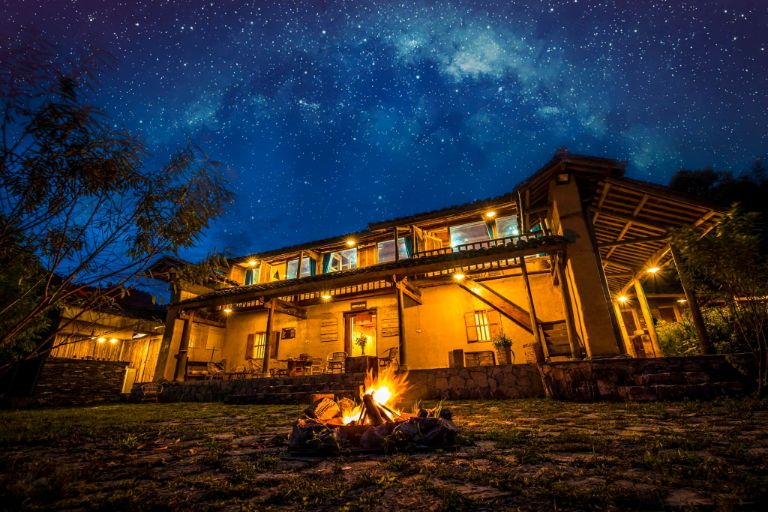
[[3, 0, 767, 260]]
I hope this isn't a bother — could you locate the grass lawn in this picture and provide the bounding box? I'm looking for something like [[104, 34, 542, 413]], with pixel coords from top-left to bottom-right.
[[1, 398, 767, 511]]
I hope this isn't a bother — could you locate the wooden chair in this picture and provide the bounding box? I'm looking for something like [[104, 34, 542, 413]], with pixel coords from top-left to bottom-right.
[[326, 351, 347, 374], [310, 358, 325, 375], [378, 347, 399, 370], [207, 361, 225, 379]]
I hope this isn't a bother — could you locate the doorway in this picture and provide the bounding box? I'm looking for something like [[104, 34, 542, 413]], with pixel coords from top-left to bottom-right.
[[344, 309, 377, 357]]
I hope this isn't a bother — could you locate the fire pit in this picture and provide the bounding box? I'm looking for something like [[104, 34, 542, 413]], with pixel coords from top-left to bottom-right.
[[288, 366, 457, 454]]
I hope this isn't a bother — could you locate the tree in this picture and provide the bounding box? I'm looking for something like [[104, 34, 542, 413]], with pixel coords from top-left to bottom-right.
[[671, 207, 768, 396], [0, 50, 233, 368]]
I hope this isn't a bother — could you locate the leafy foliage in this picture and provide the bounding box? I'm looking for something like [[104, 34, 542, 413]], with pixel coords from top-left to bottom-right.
[[671, 207, 768, 395], [0, 51, 233, 366]]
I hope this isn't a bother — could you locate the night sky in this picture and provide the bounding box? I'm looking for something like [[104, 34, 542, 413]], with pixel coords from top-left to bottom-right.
[[3, 0, 767, 262]]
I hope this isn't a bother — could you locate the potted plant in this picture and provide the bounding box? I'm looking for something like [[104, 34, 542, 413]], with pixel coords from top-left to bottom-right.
[[492, 333, 514, 365], [355, 334, 369, 356]]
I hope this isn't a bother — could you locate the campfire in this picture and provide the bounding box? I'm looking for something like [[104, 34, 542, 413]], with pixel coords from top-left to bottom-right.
[[288, 366, 457, 454]]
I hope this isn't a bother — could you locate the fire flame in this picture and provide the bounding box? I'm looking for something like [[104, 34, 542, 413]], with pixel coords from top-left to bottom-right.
[[341, 365, 409, 425]]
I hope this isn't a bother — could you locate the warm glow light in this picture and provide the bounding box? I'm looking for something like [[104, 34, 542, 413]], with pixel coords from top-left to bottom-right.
[[345, 238, 356, 247], [453, 273, 465, 281], [223, 307, 233, 314], [646, 266, 661, 274], [321, 293, 332, 300], [617, 295, 629, 303], [109, 338, 118, 344], [677, 298, 688, 303], [97, 337, 106, 343], [484, 211, 497, 219], [247, 259, 257, 267], [372, 386, 392, 405], [341, 365, 410, 425]]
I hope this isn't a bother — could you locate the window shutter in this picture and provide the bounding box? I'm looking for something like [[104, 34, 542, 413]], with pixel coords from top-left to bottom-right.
[[245, 334, 255, 360], [464, 312, 478, 342], [259, 262, 272, 283], [270, 332, 280, 359], [488, 310, 502, 338]]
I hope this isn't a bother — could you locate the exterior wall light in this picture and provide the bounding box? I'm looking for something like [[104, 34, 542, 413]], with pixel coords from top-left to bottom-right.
[[109, 338, 118, 344], [453, 273, 466, 281], [321, 293, 332, 300], [345, 239, 356, 247], [677, 298, 687, 303], [617, 295, 629, 303], [223, 307, 233, 314], [646, 266, 660, 274], [97, 337, 106, 343], [247, 259, 257, 267], [484, 211, 497, 219], [556, 172, 571, 184]]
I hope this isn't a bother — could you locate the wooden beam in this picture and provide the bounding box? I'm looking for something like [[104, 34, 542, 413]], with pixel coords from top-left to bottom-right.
[[633, 279, 662, 357], [395, 280, 407, 368], [395, 278, 422, 307], [173, 313, 194, 382], [261, 299, 276, 377], [597, 235, 669, 248], [669, 244, 712, 354], [274, 299, 307, 319], [592, 182, 612, 224], [555, 254, 581, 359], [459, 278, 533, 332]]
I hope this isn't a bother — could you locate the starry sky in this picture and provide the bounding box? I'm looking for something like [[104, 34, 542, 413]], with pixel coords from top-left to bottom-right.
[[3, 0, 767, 262]]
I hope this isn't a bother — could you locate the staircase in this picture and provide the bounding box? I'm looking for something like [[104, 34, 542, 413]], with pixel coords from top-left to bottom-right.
[[541, 321, 571, 357]]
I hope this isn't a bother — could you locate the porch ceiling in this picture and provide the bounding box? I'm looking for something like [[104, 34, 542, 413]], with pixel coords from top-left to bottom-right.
[[589, 177, 723, 295], [173, 236, 566, 310]]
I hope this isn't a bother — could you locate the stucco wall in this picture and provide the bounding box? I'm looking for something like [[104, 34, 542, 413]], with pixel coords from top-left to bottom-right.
[[209, 271, 567, 372]]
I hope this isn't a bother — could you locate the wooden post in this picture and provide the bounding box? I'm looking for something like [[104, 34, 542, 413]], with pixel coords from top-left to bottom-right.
[[612, 301, 636, 357], [262, 299, 276, 377], [555, 254, 581, 359], [395, 279, 407, 368], [173, 312, 193, 381], [394, 227, 400, 262], [633, 279, 662, 357], [520, 258, 546, 359], [669, 244, 712, 354], [297, 251, 303, 278]]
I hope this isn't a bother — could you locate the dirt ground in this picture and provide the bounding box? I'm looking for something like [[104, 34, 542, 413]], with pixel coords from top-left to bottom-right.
[[1, 398, 767, 511]]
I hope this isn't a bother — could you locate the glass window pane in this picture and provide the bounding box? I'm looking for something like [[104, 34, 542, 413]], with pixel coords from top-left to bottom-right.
[[300, 258, 313, 277], [329, 248, 357, 272], [496, 215, 519, 237], [449, 221, 489, 248], [377, 238, 412, 263], [286, 259, 299, 279]]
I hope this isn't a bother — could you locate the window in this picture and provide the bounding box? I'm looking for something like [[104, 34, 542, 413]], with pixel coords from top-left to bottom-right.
[[464, 310, 501, 343], [244, 267, 259, 286], [281, 327, 296, 339], [495, 215, 519, 238], [450, 221, 492, 248], [246, 332, 267, 360], [377, 238, 412, 262], [324, 248, 357, 272], [286, 258, 314, 279]]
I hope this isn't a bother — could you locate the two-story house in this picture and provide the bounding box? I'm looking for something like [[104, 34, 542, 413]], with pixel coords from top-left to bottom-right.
[[150, 151, 722, 382]]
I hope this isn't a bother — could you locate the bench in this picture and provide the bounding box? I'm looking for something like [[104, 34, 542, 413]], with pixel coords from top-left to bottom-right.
[[186, 361, 225, 380], [136, 382, 163, 402]]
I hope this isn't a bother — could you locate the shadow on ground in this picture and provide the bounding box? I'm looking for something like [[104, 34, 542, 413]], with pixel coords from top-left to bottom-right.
[[1, 398, 766, 510]]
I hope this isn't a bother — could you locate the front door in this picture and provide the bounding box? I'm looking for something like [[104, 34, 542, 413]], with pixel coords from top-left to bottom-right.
[[345, 309, 377, 357]]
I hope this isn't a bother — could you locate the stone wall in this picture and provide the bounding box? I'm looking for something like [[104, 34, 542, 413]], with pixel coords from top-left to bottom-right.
[[33, 358, 128, 406], [402, 364, 546, 401], [539, 355, 749, 401]]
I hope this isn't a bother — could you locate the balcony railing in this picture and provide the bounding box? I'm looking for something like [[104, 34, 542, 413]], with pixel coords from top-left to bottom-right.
[[414, 233, 552, 259]]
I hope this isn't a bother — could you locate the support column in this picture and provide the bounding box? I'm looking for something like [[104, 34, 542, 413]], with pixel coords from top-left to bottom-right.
[[549, 179, 622, 357], [520, 257, 546, 359], [262, 299, 276, 377], [670, 244, 712, 354], [612, 301, 635, 357], [555, 253, 581, 359], [633, 280, 662, 357], [172, 312, 193, 381], [394, 227, 400, 262], [396, 279, 407, 368]]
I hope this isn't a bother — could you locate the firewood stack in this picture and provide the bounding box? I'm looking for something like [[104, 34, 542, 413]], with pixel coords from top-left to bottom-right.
[[288, 395, 458, 454]]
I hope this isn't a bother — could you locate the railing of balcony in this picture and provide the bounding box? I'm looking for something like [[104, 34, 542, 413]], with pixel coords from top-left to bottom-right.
[[414, 232, 552, 259]]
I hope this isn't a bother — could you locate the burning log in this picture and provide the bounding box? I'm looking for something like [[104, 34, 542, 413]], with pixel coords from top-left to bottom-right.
[[287, 366, 458, 454]]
